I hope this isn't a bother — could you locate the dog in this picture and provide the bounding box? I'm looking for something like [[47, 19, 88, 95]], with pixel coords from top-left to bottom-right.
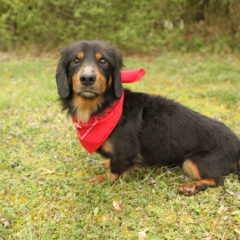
[[56, 40, 240, 195]]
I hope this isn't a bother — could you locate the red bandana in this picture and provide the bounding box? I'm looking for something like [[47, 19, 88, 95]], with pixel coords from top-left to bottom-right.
[[72, 68, 146, 153]]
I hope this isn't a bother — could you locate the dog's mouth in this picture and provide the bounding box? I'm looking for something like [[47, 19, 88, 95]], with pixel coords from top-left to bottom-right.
[[77, 90, 99, 99]]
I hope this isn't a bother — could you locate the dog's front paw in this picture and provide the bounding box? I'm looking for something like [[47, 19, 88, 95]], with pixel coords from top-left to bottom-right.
[[88, 171, 119, 184], [88, 174, 105, 183], [101, 159, 110, 168]]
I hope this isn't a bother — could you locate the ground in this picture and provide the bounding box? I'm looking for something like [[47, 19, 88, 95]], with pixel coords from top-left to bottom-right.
[[0, 53, 240, 239]]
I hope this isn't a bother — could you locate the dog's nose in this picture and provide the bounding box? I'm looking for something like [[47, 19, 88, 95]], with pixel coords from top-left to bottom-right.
[[80, 73, 96, 86]]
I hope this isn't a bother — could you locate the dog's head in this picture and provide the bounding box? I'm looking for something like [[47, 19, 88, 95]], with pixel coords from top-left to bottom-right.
[[56, 40, 123, 100]]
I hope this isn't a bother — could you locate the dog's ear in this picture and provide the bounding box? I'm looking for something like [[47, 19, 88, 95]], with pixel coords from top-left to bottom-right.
[[113, 62, 122, 99], [112, 48, 123, 99], [56, 57, 70, 98]]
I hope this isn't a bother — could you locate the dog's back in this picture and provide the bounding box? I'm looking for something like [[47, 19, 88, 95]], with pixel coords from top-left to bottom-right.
[[122, 89, 240, 176]]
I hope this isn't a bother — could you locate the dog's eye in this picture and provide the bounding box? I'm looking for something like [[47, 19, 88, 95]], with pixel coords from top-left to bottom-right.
[[72, 58, 80, 64], [99, 58, 107, 65]]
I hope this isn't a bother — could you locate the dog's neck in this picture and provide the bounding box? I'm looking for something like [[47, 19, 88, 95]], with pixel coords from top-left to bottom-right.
[[72, 94, 103, 123], [71, 90, 117, 123]]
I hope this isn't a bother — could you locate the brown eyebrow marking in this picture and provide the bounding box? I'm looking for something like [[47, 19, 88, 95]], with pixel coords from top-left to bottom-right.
[[77, 52, 84, 59], [96, 52, 103, 60]]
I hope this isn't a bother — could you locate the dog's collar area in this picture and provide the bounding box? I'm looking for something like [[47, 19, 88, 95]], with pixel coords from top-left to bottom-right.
[[72, 93, 123, 125], [72, 92, 124, 153], [72, 68, 146, 153]]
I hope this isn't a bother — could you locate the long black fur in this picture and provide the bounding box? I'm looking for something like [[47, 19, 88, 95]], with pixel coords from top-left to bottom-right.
[[56, 40, 240, 191]]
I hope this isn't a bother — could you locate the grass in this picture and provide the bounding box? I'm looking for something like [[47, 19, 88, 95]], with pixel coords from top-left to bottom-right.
[[0, 53, 240, 240]]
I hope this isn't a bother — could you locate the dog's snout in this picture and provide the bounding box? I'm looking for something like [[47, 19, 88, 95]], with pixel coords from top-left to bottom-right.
[[80, 73, 96, 86], [80, 66, 96, 86]]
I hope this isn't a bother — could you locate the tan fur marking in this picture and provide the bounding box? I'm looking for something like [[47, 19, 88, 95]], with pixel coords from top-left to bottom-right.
[[196, 178, 216, 186], [182, 159, 201, 180], [88, 170, 119, 183], [72, 67, 83, 92], [77, 51, 84, 59], [88, 174, 105, 183], [178, 178, 216, 195], [101, 139, 113, 154], [95, 52, 103, 61], [101, 159, 110, 168], [108, 75, 112, 88], [107, 170, 119, 182], [72, 94, 103, 123], [95, 67, 107, 93]]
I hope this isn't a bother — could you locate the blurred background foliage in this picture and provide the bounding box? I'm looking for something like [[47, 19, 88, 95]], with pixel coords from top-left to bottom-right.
[[0, 0, 240, 53]]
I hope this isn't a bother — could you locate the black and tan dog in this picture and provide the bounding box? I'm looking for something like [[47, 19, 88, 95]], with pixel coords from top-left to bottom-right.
[[56, 40, 240, 195]]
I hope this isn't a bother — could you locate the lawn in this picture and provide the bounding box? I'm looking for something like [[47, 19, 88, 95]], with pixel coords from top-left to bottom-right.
[[0, 53, 240, 240]]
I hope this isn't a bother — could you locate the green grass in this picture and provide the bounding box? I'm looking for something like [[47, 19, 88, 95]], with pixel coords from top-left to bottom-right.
[[0, 53, 240, 240]]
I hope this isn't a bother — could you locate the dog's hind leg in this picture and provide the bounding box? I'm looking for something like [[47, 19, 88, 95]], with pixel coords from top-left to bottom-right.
[[178, 154, 224, 195], [178, 177, 223, 195]]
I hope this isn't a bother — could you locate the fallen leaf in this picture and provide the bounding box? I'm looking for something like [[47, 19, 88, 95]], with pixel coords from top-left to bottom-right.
[[112, 200, 122, 211], [40, 168, 56, 175], [138, 231, 147, 240]]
